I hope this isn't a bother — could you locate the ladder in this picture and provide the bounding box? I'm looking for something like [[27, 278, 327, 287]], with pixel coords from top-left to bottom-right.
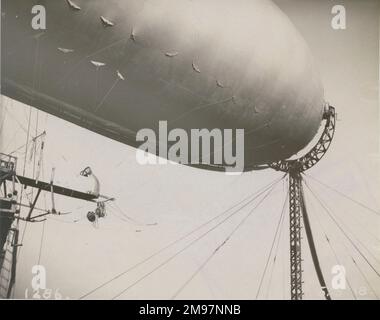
[[0, 226, 19, 299]]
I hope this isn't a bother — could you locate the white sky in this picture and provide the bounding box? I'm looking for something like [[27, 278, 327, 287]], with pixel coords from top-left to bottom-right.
[[0, 0, 379, 300]]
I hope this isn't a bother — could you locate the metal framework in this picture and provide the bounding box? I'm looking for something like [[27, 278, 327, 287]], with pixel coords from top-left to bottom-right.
[[288, 169, 303, 299], [0, 154, 104, 298], [270, 105, 336, 300], [0, 154, 19, 299], [270, 105, 336, 173]]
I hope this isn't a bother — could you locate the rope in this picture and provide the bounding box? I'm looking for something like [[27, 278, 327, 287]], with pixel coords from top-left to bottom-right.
[[255, 190, 288, 299], [37, 220, 46, 265], [79, 175, 284, 299], [304, 173, 380, 216], [304, 179, 380, 278], [171, 181, 280, 299], [350, 256, 379, 299], [112, 183, 280, 300], [265, 192, 288, 299], [304, 190, 357, 299], [304, 174, 380, 242]]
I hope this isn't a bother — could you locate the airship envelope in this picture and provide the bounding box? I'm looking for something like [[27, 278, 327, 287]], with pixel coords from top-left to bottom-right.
[[1, 0, 324, 171]]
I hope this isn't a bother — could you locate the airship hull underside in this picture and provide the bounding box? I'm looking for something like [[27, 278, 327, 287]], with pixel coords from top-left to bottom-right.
[[1, 0, 325, 171]]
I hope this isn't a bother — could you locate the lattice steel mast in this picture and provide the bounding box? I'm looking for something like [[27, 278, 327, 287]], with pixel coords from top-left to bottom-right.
[[270, 105, 336, 300], [288, 168, 303, 299]]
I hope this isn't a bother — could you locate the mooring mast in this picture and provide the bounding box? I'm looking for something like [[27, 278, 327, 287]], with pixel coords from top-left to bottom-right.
[[0, 153, 108, 298], [270, 105, 336, 300]]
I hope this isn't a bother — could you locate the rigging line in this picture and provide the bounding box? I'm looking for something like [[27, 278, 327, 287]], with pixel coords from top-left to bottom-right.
[[37, 159, 47, 265], [350, 256, 380, 299], [111, 210, 146, 229], [304, 173, 380, 217], [304, 174, 380, 243], [15, 202, 52, 213], [303, 179, 380, 278], [265, 212, 285, 299], [37, 220, 46, 265], [112, 183, 279, 300], [59, 0, 148, 86], [16, 107, 33, 260], [114, 176, 286, 293], [301, 182, 331, 300], [32, 30, 43, 185], [352, 160, 380, 217], [265, 191, 288, 299], [255, 189, 288, 300], [305, 182, 378, 299], [94, 78, 120, 113], [107, 206, 138, 228], [281, 213, 287, 300], [109, 202, 157, 227], [16, 41, 40, 260], [32, 111, 39, 180], [304, 177, 380, 267], [109, 203, 149, 226], [2, 104, 28, 134], [0, 97, 8, 134], [79, 175, 284, 299], [47, 217, 82, 225], [169, 97, 234, 125], [304, 188, 357, 300], [171, 183, 280, 300], [36, 153, 47, 267], [15, 31, 41, 264], [3, 127, 23, 154], [81, 176, 283, 299], [7, 131, 46, 156]]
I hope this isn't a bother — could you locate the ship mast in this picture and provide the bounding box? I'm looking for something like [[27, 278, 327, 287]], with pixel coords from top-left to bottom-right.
[[0, 153, 107, 298]]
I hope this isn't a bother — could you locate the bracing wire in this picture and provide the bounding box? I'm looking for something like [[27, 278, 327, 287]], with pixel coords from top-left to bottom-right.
[[350, 256, 379, 299], [2, 104, 28, 134], [304, 181, 378, 299], [79, 175, 285, 299], [171, 181, 280, 300], [303, 178, 380, 278], [7, 130, 45, 156], [307, 184, 379, 299], [37, 220, 46, 265], [304, 173, 380, 217], [107, 206, 136, 226], [304, 177, 380, 266], [109, 202, 158, 227], [111, 182, 280, 300], [3, 127, 24, 155], [0, 96, 8, 135], [304, 174, 380, 243], [304, 188, 357, 299], [16, 33, 42, 261], [255, 189, 288, 300], [16, 107, 33, 260], [37, 157, 48, 266], [265, 191, 288, 299]]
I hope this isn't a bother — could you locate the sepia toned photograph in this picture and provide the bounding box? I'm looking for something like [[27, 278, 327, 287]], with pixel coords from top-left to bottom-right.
[[0, 0, 379, 307]]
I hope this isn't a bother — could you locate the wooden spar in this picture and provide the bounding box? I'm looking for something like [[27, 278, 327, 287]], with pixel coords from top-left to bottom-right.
[[5, 174, 97, 202]]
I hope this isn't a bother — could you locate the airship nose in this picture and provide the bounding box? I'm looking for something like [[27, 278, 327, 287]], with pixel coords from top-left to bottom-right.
[[2, 0, 324, 171]]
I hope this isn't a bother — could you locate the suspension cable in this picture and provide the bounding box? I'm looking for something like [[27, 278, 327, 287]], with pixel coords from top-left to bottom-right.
[[265, 192, 288, 299], [79, 175, 285, 299], [171, 182, 281, 299], [255, 189, 288, 299], [303, 179, 380, 278], [112, 183, 280, 300], [304, 173, 380, 216], [304, 190, 357, 299]]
